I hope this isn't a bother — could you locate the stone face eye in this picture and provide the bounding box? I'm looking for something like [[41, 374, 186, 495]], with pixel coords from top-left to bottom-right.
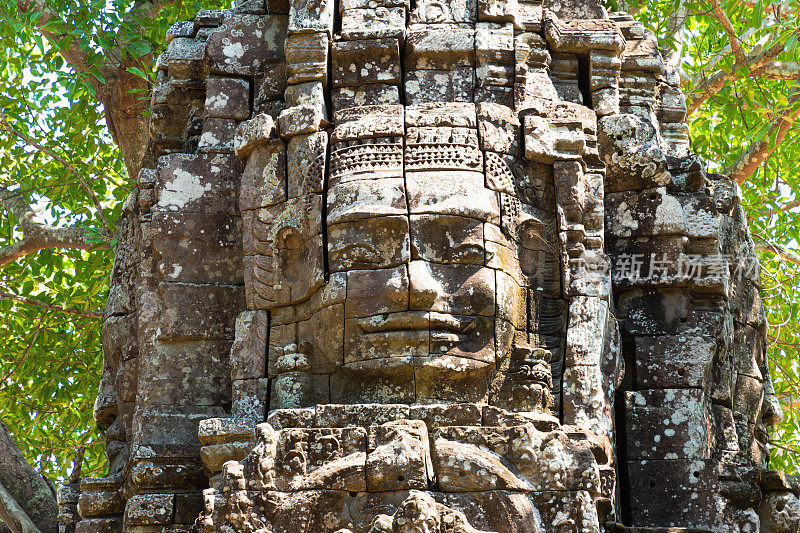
[[447, 243, 485, 264], [329, 242, 382, 267]]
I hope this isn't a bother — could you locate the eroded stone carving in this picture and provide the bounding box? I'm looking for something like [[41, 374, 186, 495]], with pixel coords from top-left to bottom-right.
[[67, 0, 797, 531]]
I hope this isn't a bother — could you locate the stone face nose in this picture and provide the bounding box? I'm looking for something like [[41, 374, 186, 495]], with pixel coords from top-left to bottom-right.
[[92, 374, 118, 428], [408, 260, 443, 310], [386, 266, 410, 308]]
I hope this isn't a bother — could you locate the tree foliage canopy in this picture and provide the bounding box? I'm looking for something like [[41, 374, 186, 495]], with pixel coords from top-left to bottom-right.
[[0, 0, 798, 499]]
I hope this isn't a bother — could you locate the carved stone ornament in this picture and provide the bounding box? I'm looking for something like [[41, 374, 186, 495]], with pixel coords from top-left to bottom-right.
[[64, 0, 798, 531]]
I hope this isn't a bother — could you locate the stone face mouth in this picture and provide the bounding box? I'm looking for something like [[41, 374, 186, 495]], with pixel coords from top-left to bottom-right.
[[357, 312, 429, 333], [357, 312, 476, 336]]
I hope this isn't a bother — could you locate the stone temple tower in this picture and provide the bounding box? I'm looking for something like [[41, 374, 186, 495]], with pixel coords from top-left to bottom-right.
[[56, 0, 800, 531]]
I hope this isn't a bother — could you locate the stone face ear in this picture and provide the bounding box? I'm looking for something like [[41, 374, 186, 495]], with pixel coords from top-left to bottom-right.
[[245, 194, 325, 309]]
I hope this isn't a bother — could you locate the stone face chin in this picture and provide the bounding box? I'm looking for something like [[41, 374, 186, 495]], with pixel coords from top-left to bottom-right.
[[58, 0, 795, 532]]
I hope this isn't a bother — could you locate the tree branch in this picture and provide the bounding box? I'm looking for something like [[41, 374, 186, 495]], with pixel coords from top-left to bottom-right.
[[765, 197, 800, 216], [0, 481, 41, 533], [757, 60, 800, 79], [0, 113, 112, 233], [0, 290, 102, 318], [723, 99, 800, 184], [688, 40, 786, 115], [710, 0, 746, 64], [755, 242, 800, 266], [690, 25, 761, 88], [0, 419, 56, 533], [67, 447, 85, 484], [0, 184, 105, 268], [14, 0, 172, 178], [16, 0, 106, 95], [663, 0, 689, 69], [1, 313, 48, 387]]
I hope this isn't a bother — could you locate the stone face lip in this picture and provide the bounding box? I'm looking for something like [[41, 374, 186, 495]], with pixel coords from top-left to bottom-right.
[[76, 0, 790, 531]]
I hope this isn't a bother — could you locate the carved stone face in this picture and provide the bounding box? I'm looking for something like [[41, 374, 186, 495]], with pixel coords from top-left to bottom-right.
[[252, 103, 558, 407], [93, 321, 131, 475], [330, 173, 519, 392]]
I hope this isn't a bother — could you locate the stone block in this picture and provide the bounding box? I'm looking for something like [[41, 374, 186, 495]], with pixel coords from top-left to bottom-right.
[[626, 459, 719, 529], [198, 118, 238, 153], [410, 0, 476, 24], [329, 215, 410, 272], [240, 141, 286, 210], [563, 364, 611, 435], [267, 407, 315, 429], [75, 518, 123, 533], [411, 403, 482, 429], [233, 113, 278, 159], [523, 113, 585, 164], [366, 420, 433, 490], [273, 427, 367, 491], [565, 296, 608, 366], [102, 314, 139, 363], [198, 417, 255, 445], [142, 340, 231, 382], [332, 83, 401, 111], [78, 478, 124, 517], [124, 494, 174, 526], [164, 38, 208, 80], [134, 406, 228, 446], [405, 27, 475, 70], [156, 283, 244, 340], [284, 81, 327, 115], [230, 310, 269, 380], [288, 0, 334, 34], [285, 31, 329, 84], [287, 131, 327, 197], [205, 78, 250, 119], [624, 389, 712, 461], [332, 104, 405, 142], [129, 457, 207, 491], [256, 61, 288, 105], [332, 38, 401, 88], [206, 15, 288, 76], [327, 177, 407, 222], [151, 212, 243, 284], [341, 0, 406, 40], [174, 493, 204, 524], [331, 358, 417, 404], [138, 376, 231, 408], [295, 303, 345, 374], [415, 356, 493, 402], [598, 114, 671, 193], [616, 289, 693, 337], [405, 68, 475, 104], [243, 196, 325, 309], [433, 425, 599, 493], [478, 0, 519, 24], [477, 102, 520, 156], [634, 335, 716, 390], [476, 22, 515, 87], [474, 85, 514, 108], [271, 369, 329, 409], [232, 377, 270, 422], [155, 153, 243, 215], [278, 103, 328, 137]]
